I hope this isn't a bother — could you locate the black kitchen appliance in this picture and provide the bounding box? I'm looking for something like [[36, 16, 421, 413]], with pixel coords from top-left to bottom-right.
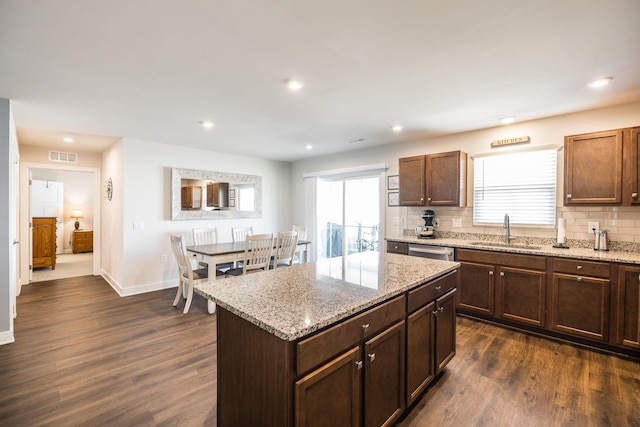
[[416, 209, 436, 239]]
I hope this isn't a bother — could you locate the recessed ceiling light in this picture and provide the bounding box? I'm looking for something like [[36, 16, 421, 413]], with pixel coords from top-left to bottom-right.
[[499, 116, 516, 125], [304, 144, 313, 150], [199, 120, 215, 129], [63, 136, 74, 143], [392, 125, 403, 132], [588, 76, 613, 88], [284, 79, 304, 90]]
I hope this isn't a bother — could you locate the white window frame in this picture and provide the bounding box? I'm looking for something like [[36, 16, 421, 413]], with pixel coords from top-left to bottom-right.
[[472, 145, 558, 227]]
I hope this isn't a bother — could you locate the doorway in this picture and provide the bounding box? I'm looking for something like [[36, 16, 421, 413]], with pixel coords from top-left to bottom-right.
[[19, 162, 101, 290]]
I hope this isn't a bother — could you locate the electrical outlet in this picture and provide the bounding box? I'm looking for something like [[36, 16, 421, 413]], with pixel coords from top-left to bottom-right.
[[160, 254, 167, 263], [452, 218, 462, 228], [588, 221, 599, 233]]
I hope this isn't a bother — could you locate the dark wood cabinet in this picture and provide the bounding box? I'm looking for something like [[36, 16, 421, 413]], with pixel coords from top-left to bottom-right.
[[72, 230, 93, 254], [386, 241, 408, 255], [295, 347, 362, 427], [406, 271, 457, 406], [399, 155, 425, 206], [616, 265, 640, 349], [550, 259, 611, 342], [457, 249, 547, 328], [623, 127, 640, 205], [32, 217, 57, 270], [564, 129, 623, 205], [426, 150, 467, 206], [496, 266, 546, 327], [398, 151, 467, 207], [363, 321, 405, 427], [181, 185, 202, 209]]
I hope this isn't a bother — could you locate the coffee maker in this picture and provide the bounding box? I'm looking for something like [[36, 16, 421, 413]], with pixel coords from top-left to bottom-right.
[[416, 209, 436, 239]]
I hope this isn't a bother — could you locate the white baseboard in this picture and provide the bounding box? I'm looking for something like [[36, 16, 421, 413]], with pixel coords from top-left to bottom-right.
[[100, 270, 176, 297], [0, 329, 15, 346]]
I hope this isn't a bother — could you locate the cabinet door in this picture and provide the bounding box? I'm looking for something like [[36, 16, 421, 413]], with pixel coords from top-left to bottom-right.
[[434, 289, 457, 374], [426, 151, 466, 206], [496, 266, 546, 327], [295, 346, 362, 427], [625, 127, 640, 205], [564, 129, 623, 204], [617, 266, 640, 349], [458, 262, 495, 315], [406, 301, 435, 406], [364, 321, 405, 427], [550, 273, 610, 341], [399, 155, 426, 206]]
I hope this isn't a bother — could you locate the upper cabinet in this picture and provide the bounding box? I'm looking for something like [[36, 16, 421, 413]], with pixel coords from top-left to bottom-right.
[[564, 129, 623, 205], [399, 150, 467, 207], [565, 127, 640, 206], [623, 127, 640, 205]]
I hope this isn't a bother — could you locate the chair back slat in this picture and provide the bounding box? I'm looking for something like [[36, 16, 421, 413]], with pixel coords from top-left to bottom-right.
[[274, 230, 299, 269], [242, 233, 273, 273], [232, 226, 253, 242], [193, 228, 218, 245]]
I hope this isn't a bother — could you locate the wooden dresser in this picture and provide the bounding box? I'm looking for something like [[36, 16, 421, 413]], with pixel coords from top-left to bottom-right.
[[73, 230, 93, 254], [32, 217, 57, 270]]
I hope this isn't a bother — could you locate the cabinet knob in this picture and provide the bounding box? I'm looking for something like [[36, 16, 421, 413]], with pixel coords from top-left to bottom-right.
[[577, 277, 583, 282], [427, 198, 432, 201], [368, 353, 376, 362], [632, 193, 638, 199], [362, 323, 370, 331], [439, 306, 444, 313], [355, 361, 363, 370], [435, 286, 441, 291], [432, 309, 439, 316], [567, 193, 572, 199], [577, 265, 583, 270], [500, 272, 505, 277], [488, 271, 494, 276]]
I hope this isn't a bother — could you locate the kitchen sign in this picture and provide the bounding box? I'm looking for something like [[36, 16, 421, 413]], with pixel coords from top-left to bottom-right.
[[491, 136, 530, 148]]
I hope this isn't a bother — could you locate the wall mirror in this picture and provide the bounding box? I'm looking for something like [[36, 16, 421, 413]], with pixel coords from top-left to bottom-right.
[[171, 167, 262, 220]]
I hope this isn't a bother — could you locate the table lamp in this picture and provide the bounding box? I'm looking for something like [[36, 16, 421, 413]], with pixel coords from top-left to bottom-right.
[[71, 209, 83, 230]]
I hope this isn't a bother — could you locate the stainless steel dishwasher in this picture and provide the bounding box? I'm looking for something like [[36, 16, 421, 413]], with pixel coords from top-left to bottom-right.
[[407, 244, 454, 261]]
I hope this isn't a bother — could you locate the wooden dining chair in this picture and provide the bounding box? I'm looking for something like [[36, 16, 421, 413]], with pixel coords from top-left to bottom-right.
[[272, 230, 299, 269], [193, 228, 232, 272], [226, 233, 274, 276], [170, 233, 211, 314], [232, 226, 253, 242], [292, 225, 307, 263]]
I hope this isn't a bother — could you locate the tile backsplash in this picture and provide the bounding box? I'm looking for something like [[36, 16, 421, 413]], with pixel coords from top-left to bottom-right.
[[400, 205, 640, 250]]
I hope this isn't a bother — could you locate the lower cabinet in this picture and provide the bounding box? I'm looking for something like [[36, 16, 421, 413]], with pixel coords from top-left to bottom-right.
[[616, 265, 640, 349], [406, 271, 457, 407], [457, 249, 546, 327], [550, 258, 611, 342]]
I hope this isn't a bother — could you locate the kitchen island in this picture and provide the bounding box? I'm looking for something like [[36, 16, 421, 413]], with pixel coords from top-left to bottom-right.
[[195, 252, 459, 427]]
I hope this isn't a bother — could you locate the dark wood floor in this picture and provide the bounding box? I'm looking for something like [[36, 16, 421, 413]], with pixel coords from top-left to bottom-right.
[[1, 276, 639, 426]]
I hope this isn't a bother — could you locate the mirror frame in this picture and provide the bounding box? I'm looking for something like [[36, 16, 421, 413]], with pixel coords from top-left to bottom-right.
[[171, 167, 262, 220]]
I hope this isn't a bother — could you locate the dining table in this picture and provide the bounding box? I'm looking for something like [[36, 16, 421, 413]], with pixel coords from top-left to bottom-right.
[[187, 239, 311, 313]]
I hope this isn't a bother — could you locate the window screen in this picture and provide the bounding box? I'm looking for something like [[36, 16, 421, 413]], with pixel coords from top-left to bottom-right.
[[473, 146, 557, 226]]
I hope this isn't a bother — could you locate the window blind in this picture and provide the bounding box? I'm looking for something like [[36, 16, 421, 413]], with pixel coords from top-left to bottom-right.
[[473, 147, 557, 226]]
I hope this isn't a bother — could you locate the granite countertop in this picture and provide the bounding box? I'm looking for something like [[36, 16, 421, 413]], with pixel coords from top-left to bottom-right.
[[194, 252, 459, 341], [386, 235, 640, 264]]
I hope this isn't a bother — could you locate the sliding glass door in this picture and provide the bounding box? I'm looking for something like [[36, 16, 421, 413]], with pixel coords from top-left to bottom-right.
[[316, 176, 380, 259]]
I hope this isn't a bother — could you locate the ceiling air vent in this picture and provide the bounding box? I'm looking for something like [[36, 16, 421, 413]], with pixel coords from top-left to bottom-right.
[[49, 151, 78, 163]]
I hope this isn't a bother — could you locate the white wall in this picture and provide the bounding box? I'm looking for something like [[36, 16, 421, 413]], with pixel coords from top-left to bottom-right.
[[291, 101, 640, 243], [0, 98, 15, 344], [101, 138, 292, 296]]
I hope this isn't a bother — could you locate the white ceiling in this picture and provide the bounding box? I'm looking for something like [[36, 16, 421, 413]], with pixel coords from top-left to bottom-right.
[[1, 0, 640, 162]]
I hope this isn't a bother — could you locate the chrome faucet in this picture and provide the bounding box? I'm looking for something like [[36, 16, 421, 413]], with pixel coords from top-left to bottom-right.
[[504, 213, 516, 244]]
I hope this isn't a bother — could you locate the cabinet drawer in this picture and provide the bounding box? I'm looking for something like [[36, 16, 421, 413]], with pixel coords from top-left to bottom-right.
[[297, 296, 405, 375], [387, 241, 408, 255], [553, 258, 610, 278], [407, 270, 457, 313], [456, 248, 545, 270]]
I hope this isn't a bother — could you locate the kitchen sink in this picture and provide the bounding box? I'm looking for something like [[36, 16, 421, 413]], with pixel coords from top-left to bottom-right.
[[469, 241, 542, 250]]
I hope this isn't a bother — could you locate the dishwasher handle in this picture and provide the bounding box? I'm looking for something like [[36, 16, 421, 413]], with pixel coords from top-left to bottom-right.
[[407, 245, 454, 260]]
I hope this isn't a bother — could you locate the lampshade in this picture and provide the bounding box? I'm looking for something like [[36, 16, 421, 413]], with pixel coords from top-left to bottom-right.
[[71, 209, 83, 230]]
